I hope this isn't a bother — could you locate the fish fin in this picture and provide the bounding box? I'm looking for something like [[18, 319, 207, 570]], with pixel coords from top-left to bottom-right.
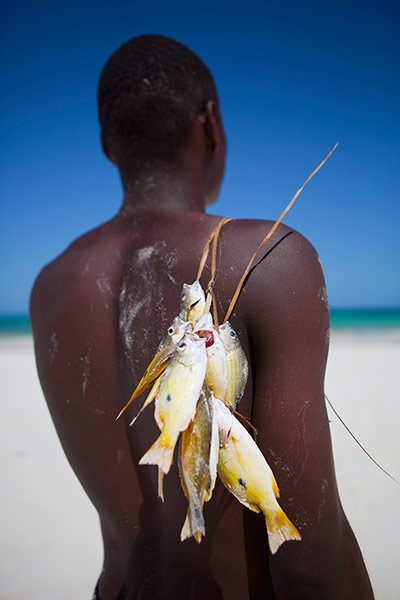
[[180, 513, 192, 541], [231, 498, 259, 512], [139, 431, 176, 474], [263, 506, 301, 555], [232, 435, 249, 470], [158, 469, 164, 502], [204, 483, 213, 503], [205, 411, 219, 502], [116, 353, 169, 420], [271, 474, 280, 499], [129, 377, 161, 427], [180, 502, 205, 543]]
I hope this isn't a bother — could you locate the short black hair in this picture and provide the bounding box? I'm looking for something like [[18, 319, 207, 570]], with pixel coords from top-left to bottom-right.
[[97, 34, 218, 172]]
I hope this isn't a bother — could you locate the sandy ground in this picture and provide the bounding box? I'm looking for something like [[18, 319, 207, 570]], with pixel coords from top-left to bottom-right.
[[1, 332, 399, 599]]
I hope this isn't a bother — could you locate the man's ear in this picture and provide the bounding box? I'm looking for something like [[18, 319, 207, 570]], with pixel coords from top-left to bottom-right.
[[201, 100, 221, 153], [101, 133, 117, 165]]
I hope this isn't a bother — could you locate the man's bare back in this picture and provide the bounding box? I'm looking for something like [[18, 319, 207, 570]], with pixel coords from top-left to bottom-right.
[[30, 35, 374, 599]]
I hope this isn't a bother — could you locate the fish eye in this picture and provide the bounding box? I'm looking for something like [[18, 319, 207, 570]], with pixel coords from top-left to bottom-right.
[[168, 327, 174, 335], [178, 342, 186, 349], [230, 331, 236, 338], [181, 294, 186, 301]]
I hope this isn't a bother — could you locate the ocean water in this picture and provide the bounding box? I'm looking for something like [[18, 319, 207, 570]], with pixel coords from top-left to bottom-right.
[[329, 309, 400, 331], [1, 310, 400, 337], [0, 315, 32, 336]]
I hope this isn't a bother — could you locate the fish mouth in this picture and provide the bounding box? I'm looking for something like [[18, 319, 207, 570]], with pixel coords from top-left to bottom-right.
[[187, 298, 201, 320], [116, 344, 174, 420], [197, 329, 214, 348]]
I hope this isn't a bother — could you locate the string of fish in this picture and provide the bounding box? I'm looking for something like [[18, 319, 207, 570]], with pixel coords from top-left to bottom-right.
[[116, 146, 339, 553], [117, 235, 300, 555]]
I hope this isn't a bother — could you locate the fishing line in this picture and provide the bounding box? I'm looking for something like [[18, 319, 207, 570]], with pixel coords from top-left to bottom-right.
[[325, 394, 399, 485]]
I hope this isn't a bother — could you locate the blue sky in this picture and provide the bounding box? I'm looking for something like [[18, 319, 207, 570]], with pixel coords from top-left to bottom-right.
[[0, 0, 399, 312]]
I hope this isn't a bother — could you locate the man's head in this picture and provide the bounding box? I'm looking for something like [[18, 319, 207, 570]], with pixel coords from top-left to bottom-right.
[[98, 34, 223, 181]]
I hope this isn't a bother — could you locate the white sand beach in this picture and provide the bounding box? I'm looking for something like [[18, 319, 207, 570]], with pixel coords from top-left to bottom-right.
[[1, 331, 399, 599]]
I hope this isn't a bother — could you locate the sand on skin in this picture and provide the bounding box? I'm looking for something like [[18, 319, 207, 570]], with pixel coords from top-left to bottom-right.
[[0, 332, 399, 599]]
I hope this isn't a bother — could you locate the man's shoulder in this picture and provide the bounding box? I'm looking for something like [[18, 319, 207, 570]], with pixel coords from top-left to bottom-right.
[[30, 221, 119, 324], [222, 217, 323, 286], [219, 218, 327, 332]]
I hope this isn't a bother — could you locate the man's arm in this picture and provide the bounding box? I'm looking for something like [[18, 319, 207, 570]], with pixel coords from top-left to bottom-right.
[[241, 228, 374, 599], [29, 250, 143, 527]]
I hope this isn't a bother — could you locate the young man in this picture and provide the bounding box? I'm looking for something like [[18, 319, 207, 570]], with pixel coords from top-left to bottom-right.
[[30, 35, 374, 599]]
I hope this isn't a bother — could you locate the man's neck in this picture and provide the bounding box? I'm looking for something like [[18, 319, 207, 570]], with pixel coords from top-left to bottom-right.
[[119, 167, 207, 216]]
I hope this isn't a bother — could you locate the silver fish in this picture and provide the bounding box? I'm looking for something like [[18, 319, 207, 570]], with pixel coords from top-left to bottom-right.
[[179, 386, 218, 543]]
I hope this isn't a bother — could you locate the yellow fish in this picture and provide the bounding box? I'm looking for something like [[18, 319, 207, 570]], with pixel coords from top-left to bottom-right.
[[179, 280, 206, 324], [219, 322, 248, 410], [139, 332, 207, 474], [195, 313, 229, 405], [214, 398, 301, 555], [116, 317, 191, 420], [179, 386, 219, 543]]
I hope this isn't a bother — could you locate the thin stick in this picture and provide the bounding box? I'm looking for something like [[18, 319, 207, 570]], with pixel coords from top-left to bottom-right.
[[202, 217, 231, 329], [196, 217, 232, 281], [223, 143, 338, 324], [233, 409, 258, 439], [196, 234, 214, 281], [211, 289, 219, 332], [325, 394, 399, 485]]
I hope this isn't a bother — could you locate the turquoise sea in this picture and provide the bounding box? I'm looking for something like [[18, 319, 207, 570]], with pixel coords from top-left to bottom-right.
[[1, 310, 400, 336], [329, 308, 400, 331]]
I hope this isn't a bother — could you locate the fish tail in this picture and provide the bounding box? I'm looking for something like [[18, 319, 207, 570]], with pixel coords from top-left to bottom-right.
[[263, 505, 301, 555], [194, 530, 203, 544], [139, 431, 175, 474], [180, 502, 205, 544]]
